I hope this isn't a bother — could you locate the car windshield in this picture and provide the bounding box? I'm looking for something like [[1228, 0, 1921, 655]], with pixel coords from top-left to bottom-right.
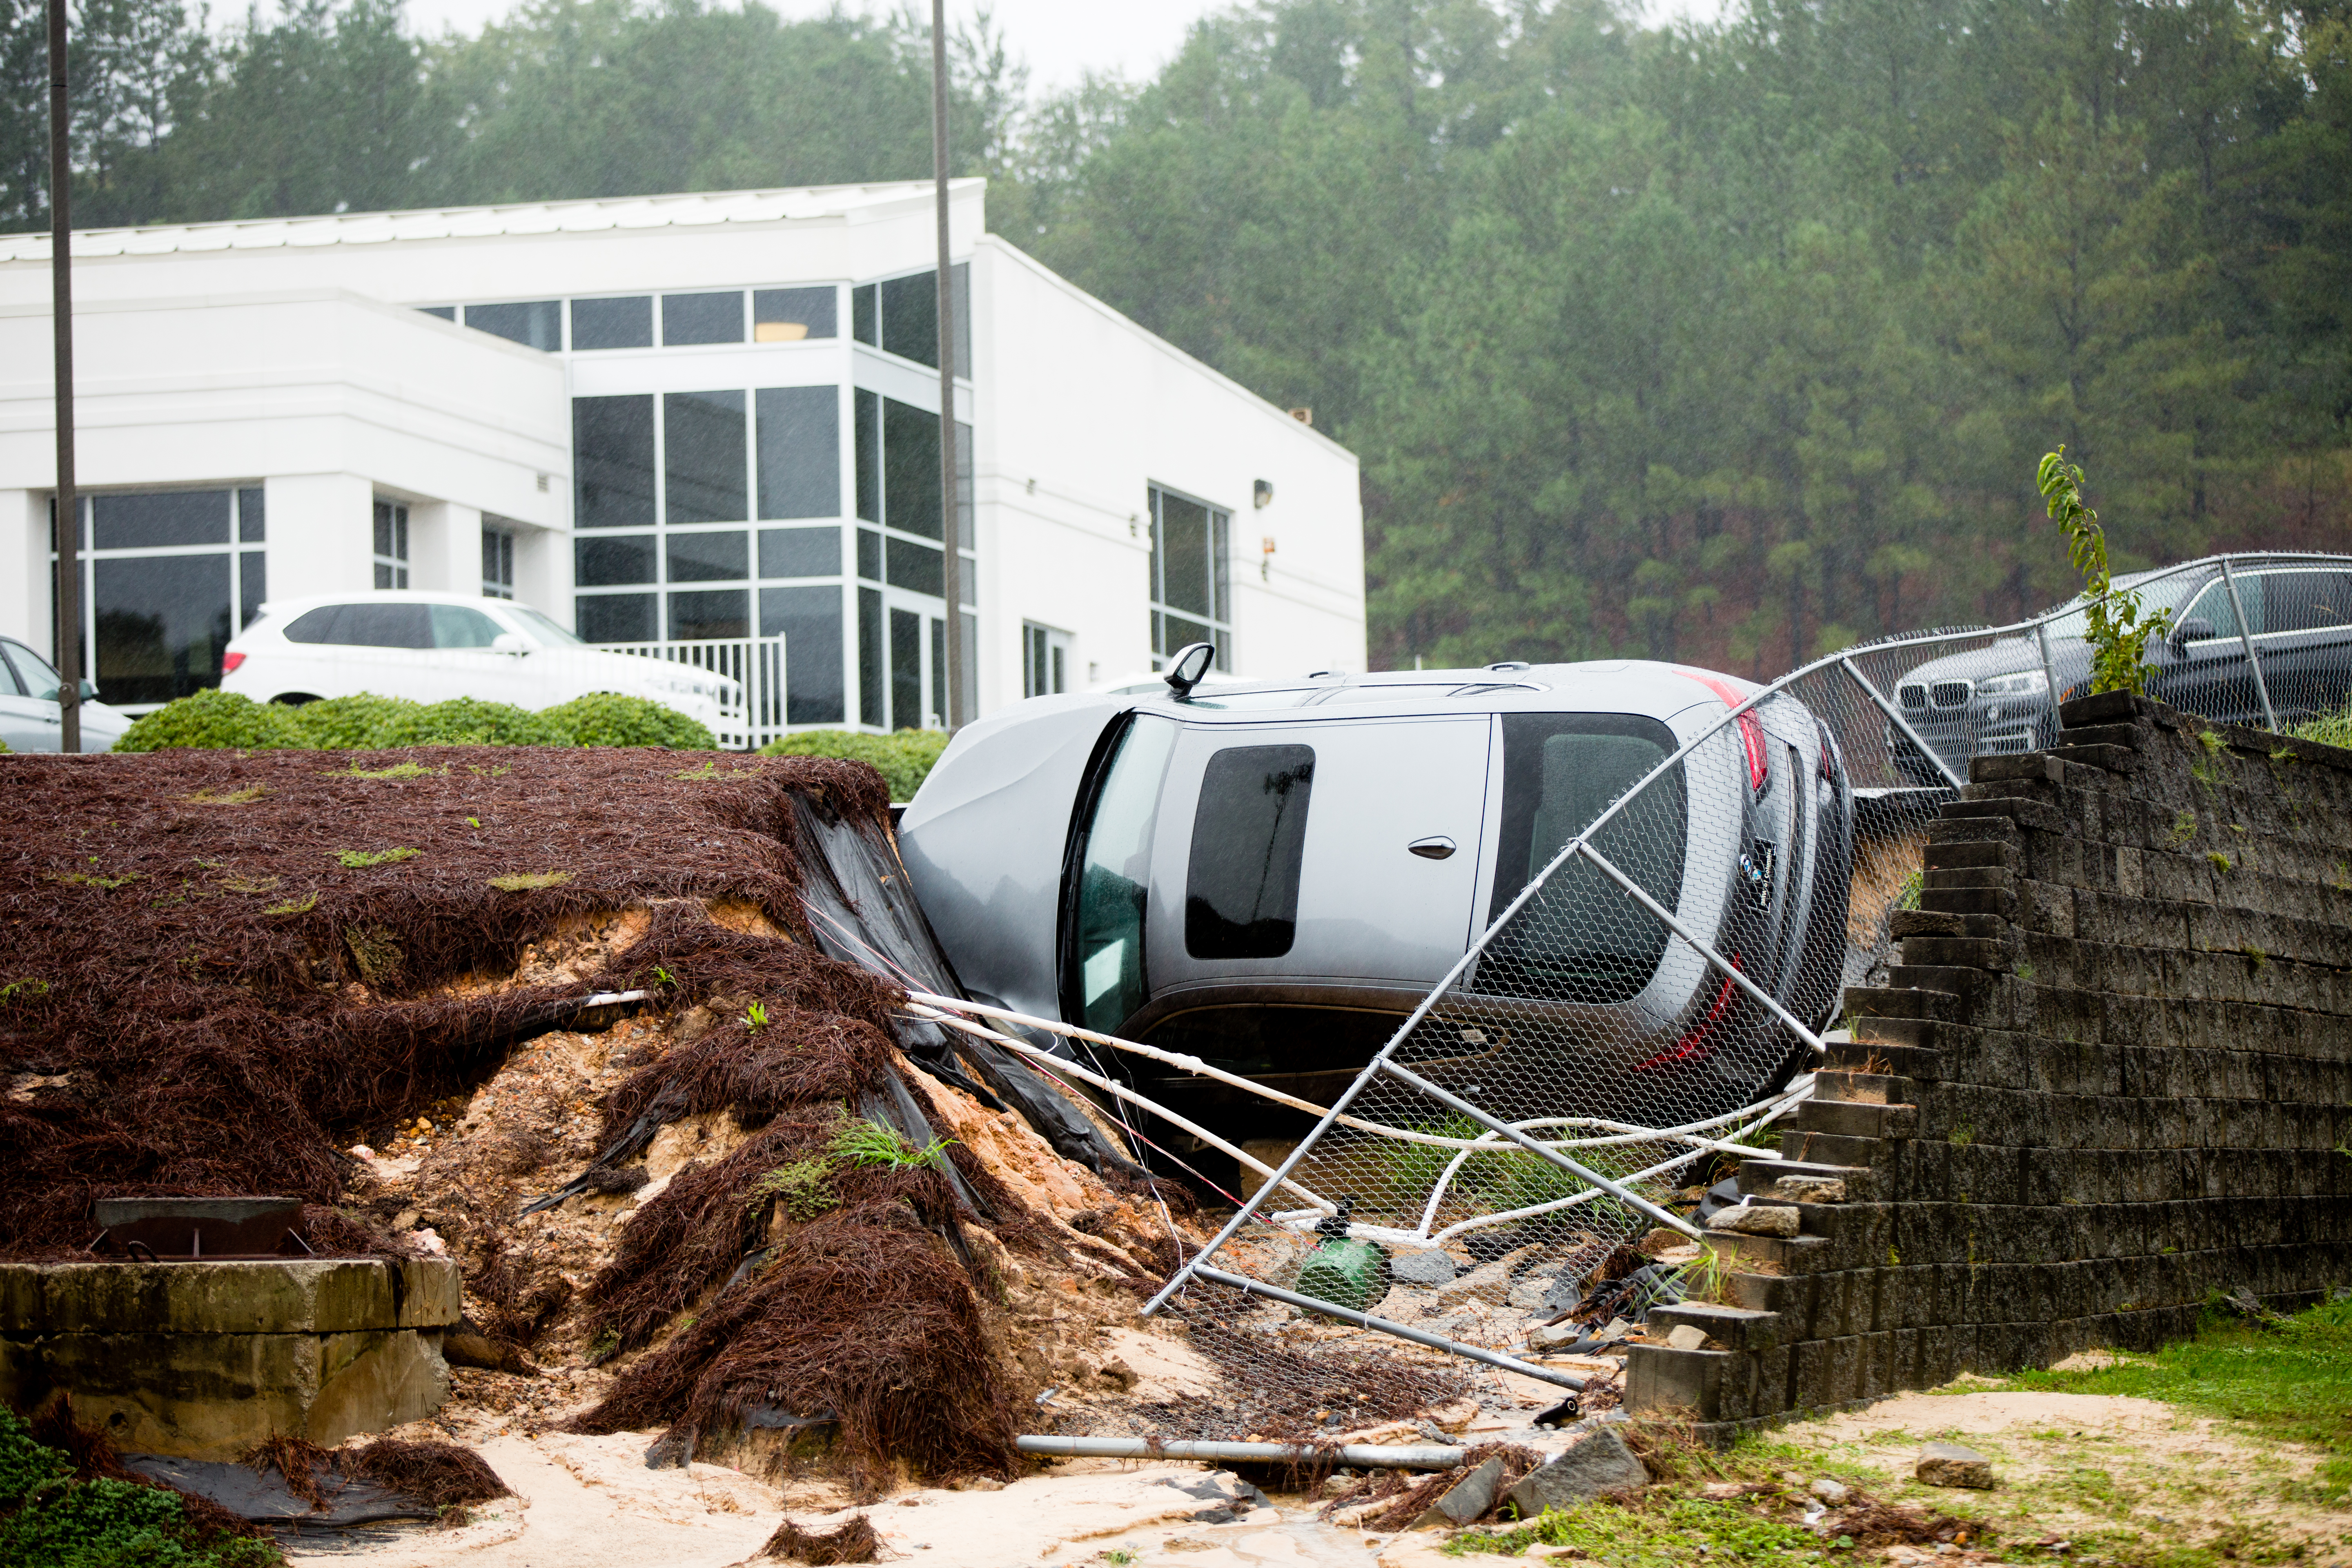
[[1475, 713, 1686, 1004], [1066, 714, 1180, 1033], [503, 605, 587, 647], [2039, 568, 2209, 644]]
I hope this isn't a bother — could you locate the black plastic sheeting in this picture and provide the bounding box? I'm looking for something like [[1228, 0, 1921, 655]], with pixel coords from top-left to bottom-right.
[[122, 1454, 439, 1530], [790, 796, 1155, 1189]]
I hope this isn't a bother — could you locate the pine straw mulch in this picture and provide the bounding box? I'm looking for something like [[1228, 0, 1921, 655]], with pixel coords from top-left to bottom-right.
[[757, 1511, 883, 1563], [0, 745, 886, 1257]]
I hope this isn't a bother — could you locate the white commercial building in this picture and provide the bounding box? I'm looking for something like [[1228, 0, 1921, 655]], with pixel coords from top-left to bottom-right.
[[0, 183, 1365, 736]]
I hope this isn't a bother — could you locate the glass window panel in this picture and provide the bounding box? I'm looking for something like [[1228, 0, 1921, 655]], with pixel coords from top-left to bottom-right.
[[759, 526, 841, 579], [574, 396, 657, 528], [890, 606, 922, 729], [577, 534, 656, 586], [1162, 614, 1210, 652], [858, 586, 883, 726], [1211, 509, 1229, 622], [2181, 580, 2238, 639], [754, 287, 836, 342], [578, 593, 657, 644], [930, 616, 946, 730], [668, 528, 749, 582], [335, 603, 433, 648], [1157, 494, 1211, 615], [756, 386, 841, 519], [92, 490, 230, 550], [466, 301, 560, 350], [0, 641, 27, 696], [572, 295, 653, 351], [237, 488, 264, 542], [430, 604, 505, 648], [664, 390, 747, 524], [760, 585, 845, 724], [418, 305, 455, 321], [857, 528, 881, 582], [92, 554, 232, 705], [1185, 743, 1316, 960], [663, 291, 743, 346], [670, 588, 748, 641], [853, 390, 881, 522], [885, 536, 943, 597], [852, 283, 878, 347], [239, 551, 265, 628], [881, 396, 941, 539], [7, 639, 63, 699], [880, 271, 938, 368]]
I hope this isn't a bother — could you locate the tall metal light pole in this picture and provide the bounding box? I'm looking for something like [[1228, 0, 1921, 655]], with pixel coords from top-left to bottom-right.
[[48, 0, 81, 754], [930, 0, 965, 731]]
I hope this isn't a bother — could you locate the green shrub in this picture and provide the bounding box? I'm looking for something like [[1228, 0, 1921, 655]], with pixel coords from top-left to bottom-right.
[[0, 1408, 278, 1567], [113, 690, 717, 753], [365, 697, 572, 748], [114, 690, 310, 753], [758, 728, 949, 802], [541, 692, 716, 749], [2291, 703, 2352, 752], [285, 694, 427, 749]]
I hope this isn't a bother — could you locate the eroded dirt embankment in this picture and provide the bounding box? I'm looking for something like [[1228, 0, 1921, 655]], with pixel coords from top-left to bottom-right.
[[0, 747, 1210, 1491]]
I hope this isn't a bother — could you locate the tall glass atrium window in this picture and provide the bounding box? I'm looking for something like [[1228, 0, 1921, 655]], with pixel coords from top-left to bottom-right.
[[48, 488, 266, 709], [1149, 485, 1231, 671]]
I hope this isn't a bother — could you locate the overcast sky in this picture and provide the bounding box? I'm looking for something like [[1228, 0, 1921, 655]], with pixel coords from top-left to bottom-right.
[[399, 0, 1733, 89]]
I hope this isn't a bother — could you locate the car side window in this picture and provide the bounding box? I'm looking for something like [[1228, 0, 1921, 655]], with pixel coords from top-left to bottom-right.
[[0, 642, 29, 697], [2180, 579, 2243, 640], [335, 604, 434, 648], [431, 604, 506, 648], [2262, 570, 2352, 635], [1185, 744, 1316, 960]]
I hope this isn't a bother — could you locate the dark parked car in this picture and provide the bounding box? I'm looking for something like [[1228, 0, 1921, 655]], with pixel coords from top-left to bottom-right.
[[1887, 553, 2352, 784], [898, 657, 1853, 1156]]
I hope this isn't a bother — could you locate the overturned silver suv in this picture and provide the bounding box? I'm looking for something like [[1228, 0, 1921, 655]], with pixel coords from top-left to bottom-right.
[[898, 655, 1853, 1165]]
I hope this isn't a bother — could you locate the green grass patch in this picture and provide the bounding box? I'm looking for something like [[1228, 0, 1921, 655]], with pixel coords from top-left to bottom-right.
[[486, 871, 572, 891], [330, 847, 420, 868], [1996, 1296, 2352, 1503], [262, 891, 318, 915], [1452, 1496, 1835, 1564], [830, 1116, 954, 1170]]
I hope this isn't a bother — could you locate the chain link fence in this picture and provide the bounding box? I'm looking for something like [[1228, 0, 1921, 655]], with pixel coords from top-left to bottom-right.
[[918, 550, 2349, 1444]]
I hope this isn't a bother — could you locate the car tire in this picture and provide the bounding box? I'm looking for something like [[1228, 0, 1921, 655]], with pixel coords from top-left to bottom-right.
[[270, 693, 323, 707]]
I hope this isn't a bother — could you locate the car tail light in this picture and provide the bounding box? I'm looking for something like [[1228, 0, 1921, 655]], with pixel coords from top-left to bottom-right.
[[222, 652, 246, 674], [1676, 668, 1769, 795], [1633, 961, 1743, 1071]]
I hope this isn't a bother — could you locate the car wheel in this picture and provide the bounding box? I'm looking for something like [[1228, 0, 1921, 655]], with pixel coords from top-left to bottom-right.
[[270, 693, 324, 707]]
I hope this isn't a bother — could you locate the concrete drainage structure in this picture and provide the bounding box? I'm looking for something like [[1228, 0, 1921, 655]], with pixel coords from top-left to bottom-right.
[[1626, 690, 2352, 1437], [0, 1256, 460, 1458]]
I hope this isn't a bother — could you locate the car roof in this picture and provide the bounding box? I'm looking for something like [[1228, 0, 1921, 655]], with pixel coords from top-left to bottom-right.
[[1046, 658, 1744, 727], [249, 590, 532, 618]]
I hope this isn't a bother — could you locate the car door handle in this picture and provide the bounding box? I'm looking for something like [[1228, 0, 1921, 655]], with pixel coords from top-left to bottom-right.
[[1408, 836, 1456, 860]]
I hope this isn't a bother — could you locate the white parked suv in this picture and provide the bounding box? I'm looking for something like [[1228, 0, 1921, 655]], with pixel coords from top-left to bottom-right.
[[222, 591, 744, 742]]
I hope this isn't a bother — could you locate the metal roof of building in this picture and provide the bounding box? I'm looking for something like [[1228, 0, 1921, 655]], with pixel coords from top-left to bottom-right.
[[0, 180, 980, 264]]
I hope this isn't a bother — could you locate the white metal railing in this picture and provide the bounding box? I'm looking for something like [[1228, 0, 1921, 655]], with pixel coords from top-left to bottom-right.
[[597, 636, 784, 750]]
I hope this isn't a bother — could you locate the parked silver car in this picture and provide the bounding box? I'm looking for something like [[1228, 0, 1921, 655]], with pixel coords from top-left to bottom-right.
[[1887, 552, 2352, 783], [899, 657, 1853, 1155]]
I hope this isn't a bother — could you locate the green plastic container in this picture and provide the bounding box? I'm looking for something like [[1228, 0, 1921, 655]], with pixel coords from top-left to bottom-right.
[[1296, 1235, 1391, 1315]]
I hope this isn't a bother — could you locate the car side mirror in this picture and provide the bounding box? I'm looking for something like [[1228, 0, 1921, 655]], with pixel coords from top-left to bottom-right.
[[2171, 617, 2214, 649], [78, 678, 97, 701], [491, 633, 531, 655], [1163, 641, 1216, 699]]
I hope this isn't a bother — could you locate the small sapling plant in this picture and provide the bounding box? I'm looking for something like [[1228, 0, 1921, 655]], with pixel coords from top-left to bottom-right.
[[2038, 446, 2172, 696]]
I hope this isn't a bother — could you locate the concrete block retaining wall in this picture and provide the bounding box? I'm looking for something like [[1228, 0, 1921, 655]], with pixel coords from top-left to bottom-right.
[[1626, 690, 2352, 1439]]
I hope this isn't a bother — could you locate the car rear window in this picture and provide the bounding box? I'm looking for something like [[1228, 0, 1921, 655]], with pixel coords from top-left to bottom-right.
[[1185, 744, 1316, 960], [1478, 713, 1684, 1004]]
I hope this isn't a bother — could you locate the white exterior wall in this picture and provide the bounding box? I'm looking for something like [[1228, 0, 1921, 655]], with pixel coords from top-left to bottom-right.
[[971, 238, 1365, 707], [0, 181, 1364, 731]]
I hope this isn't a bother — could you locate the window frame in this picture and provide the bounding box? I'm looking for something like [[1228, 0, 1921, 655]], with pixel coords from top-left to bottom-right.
[[46, 487, 266, 711], [1147, 483, 1232, 673]]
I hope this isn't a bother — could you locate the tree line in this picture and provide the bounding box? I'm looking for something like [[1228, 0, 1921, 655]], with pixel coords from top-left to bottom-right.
[[3, 0, 2345, 676]]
